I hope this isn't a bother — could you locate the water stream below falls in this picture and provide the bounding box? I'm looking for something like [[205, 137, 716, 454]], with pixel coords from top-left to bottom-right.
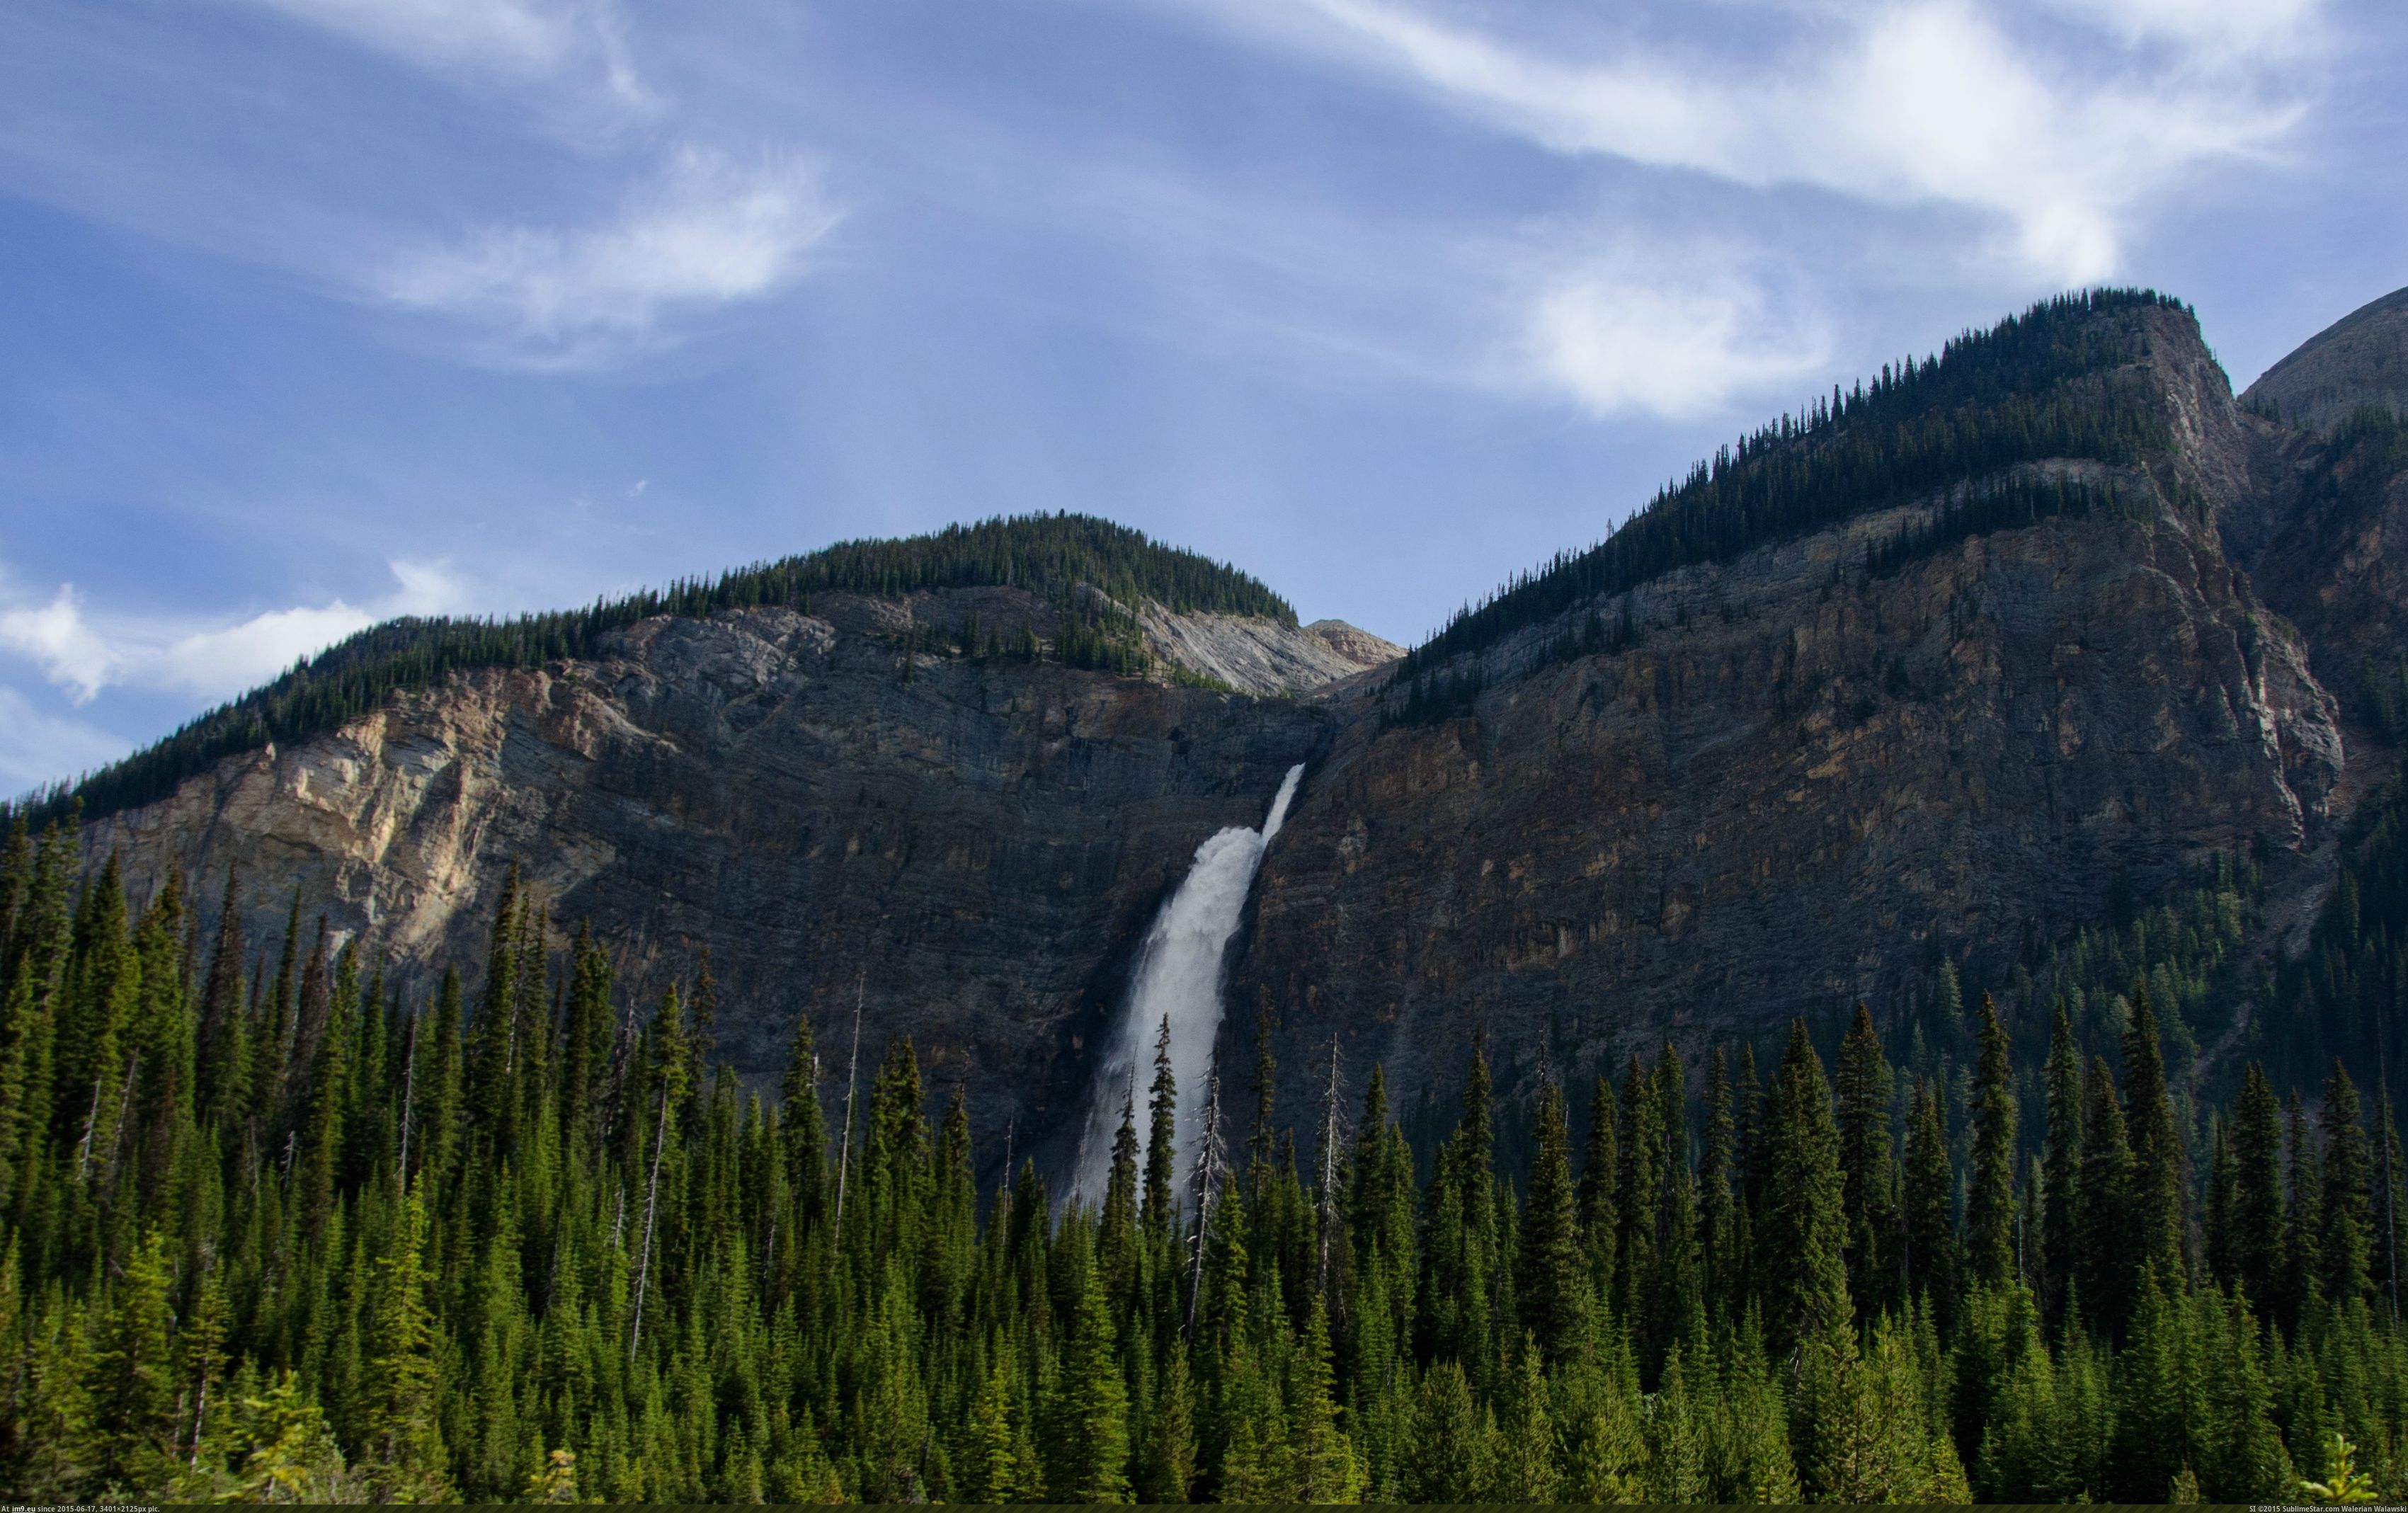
[[1071, 763, 1304, 1206]]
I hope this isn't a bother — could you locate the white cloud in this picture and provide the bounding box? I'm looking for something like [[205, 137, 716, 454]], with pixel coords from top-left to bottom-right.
[[379, 148, 841, 368], [2046, 0, 2323, 59], [1522, 251, 1828, 418], [0, 559, 466, 706], [0, 586, 118, 704], [1205, 0, 2314, 282], [242, 0, 649, 107], [0, 685, 129, 794]]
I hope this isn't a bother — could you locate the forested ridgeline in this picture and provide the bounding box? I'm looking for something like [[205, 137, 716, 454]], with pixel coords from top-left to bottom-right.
[[1386, 288, 2193, 702], [11, 512, 1287, 830], [6, 823, 2408, 1502]]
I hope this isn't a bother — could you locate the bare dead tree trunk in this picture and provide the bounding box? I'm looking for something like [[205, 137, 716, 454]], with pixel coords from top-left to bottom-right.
[[397, 1006, 420, 1184], [74, 1072, 106, 1184], [833, 976, 864, 1240], [99, 1049, 141, 1190], [629, 1081, 671, 1359], [1316, 1037, 1345, 1301], [1185, 1049, 1228, 1337]]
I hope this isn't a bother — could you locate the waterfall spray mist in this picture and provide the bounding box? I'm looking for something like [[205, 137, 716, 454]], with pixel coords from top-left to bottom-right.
[[1073, 763, 1304, 1204]]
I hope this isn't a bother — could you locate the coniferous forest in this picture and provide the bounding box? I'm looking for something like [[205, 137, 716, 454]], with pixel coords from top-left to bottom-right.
[[8, 803, 2408, 1504]]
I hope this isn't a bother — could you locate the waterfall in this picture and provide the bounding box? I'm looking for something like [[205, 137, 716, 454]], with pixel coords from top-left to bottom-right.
[[1072, 763, 1304, 1205]]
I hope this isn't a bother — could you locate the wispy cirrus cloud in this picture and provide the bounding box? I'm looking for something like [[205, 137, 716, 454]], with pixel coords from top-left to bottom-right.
[[1195, 0, 2318, 284], [241, 0, 651, 108], [0, 559, 467, 705], [377, 147, 841, 369], [2047, 0, 2324, 57]]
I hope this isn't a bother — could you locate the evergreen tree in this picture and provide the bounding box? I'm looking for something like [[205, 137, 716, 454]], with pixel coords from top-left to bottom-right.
[[1577, 1070, 1619, 1323], [1054, 1262, 1133, 1502], [2122, 983, 2186, 1284], [2320, 1060, 2375, 1308], [1614, 1053, 1660, 1340], [195, 867, 246, 1118], [1699, 1047, 1745, 1325], [360, 1185, 447, 1500], [1903, 1076, 1958, 1323], [2040, 1000, 2084, 1325], [1289, 1297, 1361, 1502], [96, 1231, 178, 1487], [777, 1001, 826, 1229], [2281, 1091, 2325, 1334], [1143, 1014, 1179, 1248], [1102, 1077, 1142, 1315], [1759, 1021, 1851, 1358], [1835, 1003, 1897, 1316], [1965, 993, 2019, 1289], [2228, 1063, 2288, 1311], [1645, 1044, 1703, 1366], [1140, 1342, 1198, 1504], [2079, 1056, 2137, 1336], [1515, 1077, 1590, 1364]]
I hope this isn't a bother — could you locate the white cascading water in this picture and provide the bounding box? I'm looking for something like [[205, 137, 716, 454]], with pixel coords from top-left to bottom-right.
[[1072, 763, 1305, 1206]]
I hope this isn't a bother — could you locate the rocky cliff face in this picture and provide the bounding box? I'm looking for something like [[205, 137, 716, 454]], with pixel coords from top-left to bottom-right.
[[81, 590, 1386, 1163], [67, 289, 2408, 1175], [1222, 295, 2407, 1124]]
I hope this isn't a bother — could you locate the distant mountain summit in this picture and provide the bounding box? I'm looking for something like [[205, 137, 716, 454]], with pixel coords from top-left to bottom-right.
[[2244, 285, 2408, 433]]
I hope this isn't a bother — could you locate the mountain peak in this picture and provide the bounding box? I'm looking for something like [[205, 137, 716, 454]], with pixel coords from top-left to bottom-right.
[[2243, 285, 2408, 433]]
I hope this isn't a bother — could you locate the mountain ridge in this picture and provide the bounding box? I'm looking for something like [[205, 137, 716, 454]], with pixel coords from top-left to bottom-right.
[[33, 282, 2408, 1171]]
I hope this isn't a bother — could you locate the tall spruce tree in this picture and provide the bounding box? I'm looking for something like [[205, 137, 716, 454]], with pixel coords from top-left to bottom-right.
[[1835, 1004, 1897, 1316], [1759, 1021, 1851, 1357], [2078, 1056, 2137, 1337], [1701, 1046, 1742, 1322], [2121, 984, 2186, 1284], [2279, 1090, 2324, 1335], [2320, 1060, 2374, 1308], [1965, 993, 2019, 1290], [2041, 1000, 2084, 1325], [1143, 1015, 1178, 1248], [1516, 1078, 1590, 1364], [1577, 1070, 1619, 1320], [1902, 1075, 1958, 1323]]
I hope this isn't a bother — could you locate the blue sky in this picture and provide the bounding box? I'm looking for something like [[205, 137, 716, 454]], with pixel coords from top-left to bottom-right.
[[1, 0, 2402, 794]]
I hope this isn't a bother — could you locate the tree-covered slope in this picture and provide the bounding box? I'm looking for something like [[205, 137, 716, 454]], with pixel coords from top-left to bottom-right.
[[13, 513, 1292, 827], [1396, 287, 2191, 683], [5, 830, 2408, 1502]]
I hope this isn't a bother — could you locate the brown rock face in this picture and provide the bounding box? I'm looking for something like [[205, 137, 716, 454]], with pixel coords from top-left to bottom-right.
[[69, 293, 2408, 1171], [84, 593, 1345, 1165], [1231, 303, 2373, 1115], [1236, 482, 2338, 1113]]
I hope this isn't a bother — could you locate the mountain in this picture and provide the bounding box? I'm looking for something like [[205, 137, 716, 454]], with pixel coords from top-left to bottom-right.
[[52, 522, 1398, 1166], [2242, 285, 2408, 434], [29, 285, 2408, 1174]]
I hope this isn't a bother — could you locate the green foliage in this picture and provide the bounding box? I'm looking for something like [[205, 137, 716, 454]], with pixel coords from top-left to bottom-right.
[[7, 833, 2408, 1503]]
